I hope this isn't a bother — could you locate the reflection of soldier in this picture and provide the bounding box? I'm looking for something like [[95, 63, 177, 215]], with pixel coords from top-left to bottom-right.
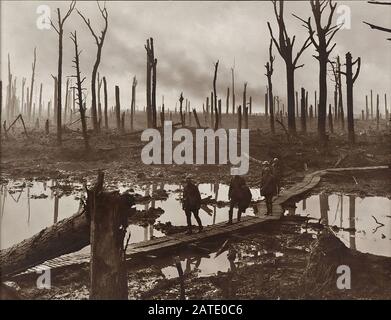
[[228, 176, 252, 224], [182, 175, 203, 234], [260, 167, 277, 215]]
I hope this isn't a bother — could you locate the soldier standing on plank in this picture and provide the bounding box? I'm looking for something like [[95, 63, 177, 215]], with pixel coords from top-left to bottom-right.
[[182, 175, 203, 234]]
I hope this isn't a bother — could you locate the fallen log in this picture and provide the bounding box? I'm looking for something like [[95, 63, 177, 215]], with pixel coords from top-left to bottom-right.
[[0, 207, 90, 278], [0, 173, 135, 279]]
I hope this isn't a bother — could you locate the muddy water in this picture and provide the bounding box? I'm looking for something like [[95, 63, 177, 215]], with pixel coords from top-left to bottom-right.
[[291, 193, 391, 257], [0, 180, 262, 250]]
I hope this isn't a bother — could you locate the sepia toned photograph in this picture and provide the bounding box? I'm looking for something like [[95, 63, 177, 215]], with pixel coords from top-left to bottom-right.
[[0, 0, 390, 303]]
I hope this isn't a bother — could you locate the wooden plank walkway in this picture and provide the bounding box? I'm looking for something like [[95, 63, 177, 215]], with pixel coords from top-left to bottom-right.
[[17, 165, 389, 276]]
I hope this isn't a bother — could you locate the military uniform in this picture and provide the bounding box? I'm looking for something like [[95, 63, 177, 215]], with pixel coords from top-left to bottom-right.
[[183, 180, 203, 234]]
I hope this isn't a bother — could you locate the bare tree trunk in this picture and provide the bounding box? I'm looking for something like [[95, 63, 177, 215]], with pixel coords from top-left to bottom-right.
[[328, 104, 334, 133], [115, 86, 121, 131], [213, 61, 219, 130], [71, 31, 89, 151], [344, 52, 361, 143], [103, 76, 108, 129], [29, 48, 36, 123], [77, 3, 108, 133], [301, 87, 307, 133], [130, 76, 137, 132], [89, 175, 129, 300], [226, 87, 230, 114]]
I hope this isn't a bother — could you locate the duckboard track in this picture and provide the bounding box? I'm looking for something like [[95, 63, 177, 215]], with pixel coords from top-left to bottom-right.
[[17, 165, 389, 275]]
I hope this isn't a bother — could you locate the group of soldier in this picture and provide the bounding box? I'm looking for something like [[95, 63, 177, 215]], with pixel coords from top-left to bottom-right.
[[182, 158, 282, 234]]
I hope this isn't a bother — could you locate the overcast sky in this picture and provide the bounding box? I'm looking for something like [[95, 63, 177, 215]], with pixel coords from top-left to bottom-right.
[[1, 1, 390, 114]]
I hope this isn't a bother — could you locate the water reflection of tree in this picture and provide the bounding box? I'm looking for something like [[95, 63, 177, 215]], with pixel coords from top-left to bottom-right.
[[319, 192, 329, 225], [349, 195, 356, 250]]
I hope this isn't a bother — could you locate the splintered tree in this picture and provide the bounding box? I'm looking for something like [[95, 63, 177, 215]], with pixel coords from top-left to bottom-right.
[[78, 1, 108, 133], [213, 60, 219, 130], [28, 48, 37, 123], [268, 0, 312, 134], [145, 38, 157, 128], [51, 1, 75, 144], [295, 0, 341, 142], [330, 56, 344, 130], [363, 1, 391, 41], [103, 76, 108, 129], [265, 39, 275, 134], [340, 52, 361, 143], [130, 76, 137, 132], [70, 31, 89, 151]]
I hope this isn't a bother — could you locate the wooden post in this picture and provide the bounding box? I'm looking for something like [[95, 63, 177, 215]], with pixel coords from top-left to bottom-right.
[[89, 172, 129, 300], [115, 85, 121, 131]]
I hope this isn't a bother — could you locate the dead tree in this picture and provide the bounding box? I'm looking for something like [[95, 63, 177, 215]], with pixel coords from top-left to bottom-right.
[[265, 39, 275, 133], [0, 81, 2, 136], [340, 52, 361, 143], [295, 0, 341, 142], [38, 83, 43, 119], [115, 86, 121, 131], [97, 73, 102, 128], [179, 93, 185, 126], [21, 78, 26, 120], [130, 76, 137, 131], [231, 66, 236, 114], [78, 1, 108, 133], [328, 103, 334, 133], [145, 38, 157, 128], [103, 76, 108, 129], [376, 93, 380, 130], [28, 48, 37, 123], [268, 0, 312, 134], [300, 87, 307, 133], [70, 31, 89, 151], [226, 87, 230, 114], [330, 56, 344, 130], [242, 83, 248, 129], [89, 172, 129, 300], [213, 60, 219, 130], [6, 54, 12, 123], [237, 106, 242, 131], [51, 1, 75, 144], [363, 1, 391, 41]]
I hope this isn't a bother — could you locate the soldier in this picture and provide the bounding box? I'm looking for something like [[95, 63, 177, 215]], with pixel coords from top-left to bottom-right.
[[261, 161, 270, 178], [260, 167, 277, 215], [228, 175, 252, 224], [182, 175, 203, 234], [271, 157, 282, 195]]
